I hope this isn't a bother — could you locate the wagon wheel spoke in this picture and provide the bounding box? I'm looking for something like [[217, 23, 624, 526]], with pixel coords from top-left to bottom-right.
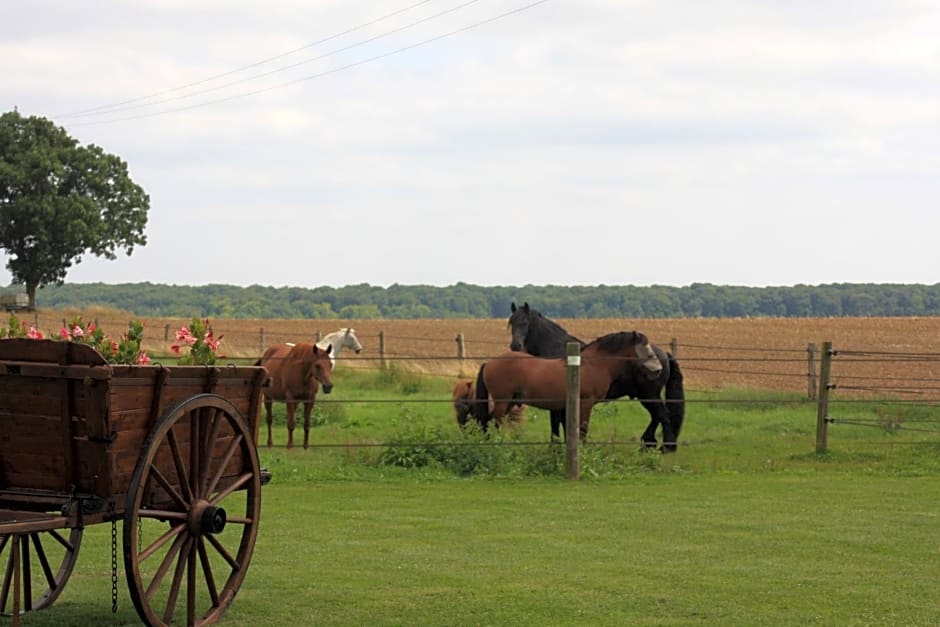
[[29, 534, 55, 594], [0, 537, 14, 614], [187, 540, 198, 624], [167, 428, 194, 504], [0, 528, 83, 617], [196, 538, 220, 607], [148, 463, 189, 511], [189, 406, 201, 503], [204, 534, 239, 570], [161, 536, 192, 624], [145, 533, 187, 602], [210, 471, 252, 505], [139, 523, 187, 563], [19, 537, 31, 610], [138, 509, 189, 522], [205, 434, 244, 499], [125, 394, 262, 627], [199, 407, 223, 498]]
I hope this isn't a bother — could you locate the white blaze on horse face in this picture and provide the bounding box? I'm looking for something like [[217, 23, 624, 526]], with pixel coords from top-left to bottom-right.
[[637, 341, 662, 372]]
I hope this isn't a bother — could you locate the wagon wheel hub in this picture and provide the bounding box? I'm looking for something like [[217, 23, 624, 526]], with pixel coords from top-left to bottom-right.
[[189, 500, 227, 536]]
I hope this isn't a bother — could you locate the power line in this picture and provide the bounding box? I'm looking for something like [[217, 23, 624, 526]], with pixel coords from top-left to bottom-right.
[[69, 0, 553, 127], [63, 0, 486, 120], [55, 0, 440, 119]]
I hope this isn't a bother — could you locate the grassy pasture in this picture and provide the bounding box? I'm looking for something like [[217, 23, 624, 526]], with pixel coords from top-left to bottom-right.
[[22, 476, 940, 626], [14, 365, 940, 626]]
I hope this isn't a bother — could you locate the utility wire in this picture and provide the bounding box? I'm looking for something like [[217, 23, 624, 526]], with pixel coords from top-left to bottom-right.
[[56, 0, 440, 118], [64, 0, 485, 120], [70, 0, 552, 127]]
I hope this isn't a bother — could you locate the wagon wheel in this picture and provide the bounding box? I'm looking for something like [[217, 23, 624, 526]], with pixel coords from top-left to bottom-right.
[[123, 394, 262, 627], [0, 527, 83, 617]]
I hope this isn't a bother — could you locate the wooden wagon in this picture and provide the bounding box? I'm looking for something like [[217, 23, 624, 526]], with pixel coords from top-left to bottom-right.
[[0, 339, 269, 626]]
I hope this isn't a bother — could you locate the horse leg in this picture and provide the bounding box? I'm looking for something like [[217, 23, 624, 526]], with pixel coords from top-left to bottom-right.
[[489, 401, 509, 432], [578, 401, 594, 441], [549, 409, 564, 441], [640, 399, 677, 453], [285, 401, 297, 450], [264, 399, 274, 447], [302, 401, 314, 450]]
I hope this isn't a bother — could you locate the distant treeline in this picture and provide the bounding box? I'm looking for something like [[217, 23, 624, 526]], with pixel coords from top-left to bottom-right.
[[7, 281, 940, 319]]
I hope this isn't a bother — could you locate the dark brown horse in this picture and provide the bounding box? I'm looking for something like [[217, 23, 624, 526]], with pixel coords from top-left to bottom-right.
[[453, 378, 525, 429], [473, 331, 651, 441], [256, 342, 333, 449], [507, 302, 685, 451]]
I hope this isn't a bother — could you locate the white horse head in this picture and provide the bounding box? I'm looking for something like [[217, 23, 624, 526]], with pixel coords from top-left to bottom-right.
[[315, 328, 363, 367]]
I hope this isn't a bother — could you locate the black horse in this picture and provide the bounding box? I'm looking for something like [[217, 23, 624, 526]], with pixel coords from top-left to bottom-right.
[[506, 302, 685, 451]]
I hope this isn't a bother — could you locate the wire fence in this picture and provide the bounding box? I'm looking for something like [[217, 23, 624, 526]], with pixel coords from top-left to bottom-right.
[[24, 313, 940, 451]]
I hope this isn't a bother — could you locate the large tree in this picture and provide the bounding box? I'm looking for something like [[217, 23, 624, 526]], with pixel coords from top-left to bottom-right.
[[0, 110, 149, 309]]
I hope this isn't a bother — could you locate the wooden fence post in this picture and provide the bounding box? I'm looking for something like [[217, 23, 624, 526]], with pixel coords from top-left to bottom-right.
[[315, 330, 321, 342], [455, 333, 467, 378], [807, 343, 817, 400], [164, 324, 170, 341], [379, 331, 387, 370], [815, 341, 833, 454], [670, 337, 679, 358], [259, 327, 265, 356], [565, 341, 581, 480]]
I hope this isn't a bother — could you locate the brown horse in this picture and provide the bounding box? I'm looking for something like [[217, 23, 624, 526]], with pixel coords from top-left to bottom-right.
[[452, 379, 525, 428], [257, 342, 333, 449], [472, 331, 652, 441]]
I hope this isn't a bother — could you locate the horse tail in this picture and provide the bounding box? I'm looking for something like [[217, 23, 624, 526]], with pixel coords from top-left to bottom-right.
[[665, 353, 685, 438], [472, 363, 490, 425]]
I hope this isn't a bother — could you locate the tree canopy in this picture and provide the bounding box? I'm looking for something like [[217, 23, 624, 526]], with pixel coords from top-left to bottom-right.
[[0, 110, 149, 309], [12, 281, 940, 319]]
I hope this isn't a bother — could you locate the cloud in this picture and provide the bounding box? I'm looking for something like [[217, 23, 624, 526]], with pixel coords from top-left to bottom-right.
[[2, 0, 940, 290]]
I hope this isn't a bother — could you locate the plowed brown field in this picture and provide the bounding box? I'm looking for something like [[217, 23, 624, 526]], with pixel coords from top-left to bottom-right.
[[34, 311, 940, 397]]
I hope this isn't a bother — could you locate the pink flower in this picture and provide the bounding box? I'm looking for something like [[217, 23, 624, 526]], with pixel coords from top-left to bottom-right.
[[171, 344, 182, 355], [59, 327, 71, 340], [175, 327, 193, 341], [27, 327, 44, 339], [110, 340, 120, 353], [137, 352, 150, 365], [86, 322, 96, 334], [72, 325, 84, 338]]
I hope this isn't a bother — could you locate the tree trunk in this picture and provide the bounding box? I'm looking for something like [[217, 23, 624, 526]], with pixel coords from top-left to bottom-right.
[[26, 282, 36, 311]]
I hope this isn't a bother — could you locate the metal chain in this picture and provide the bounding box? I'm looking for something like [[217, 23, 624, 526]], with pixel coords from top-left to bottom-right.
[[110, 504, 118, 613]]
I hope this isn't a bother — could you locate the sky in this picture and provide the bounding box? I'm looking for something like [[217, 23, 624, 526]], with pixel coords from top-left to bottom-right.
[[1, 0, 939, 289]]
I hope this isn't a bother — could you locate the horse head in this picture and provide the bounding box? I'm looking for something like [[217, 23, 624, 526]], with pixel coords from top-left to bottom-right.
[[508, 301, 533, 351], [312, 344, 334, 393], [634, 333, 663, 373], [343, 328, 363, 354]]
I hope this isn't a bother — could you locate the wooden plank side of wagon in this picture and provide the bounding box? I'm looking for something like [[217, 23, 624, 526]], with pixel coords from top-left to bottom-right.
[[0, 341, 112, 509], [0, 373, 109, 498], [104, 366, 265, 509]]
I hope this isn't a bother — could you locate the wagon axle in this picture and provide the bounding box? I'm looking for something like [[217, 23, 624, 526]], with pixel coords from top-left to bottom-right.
[[191, 501, 227, 536]]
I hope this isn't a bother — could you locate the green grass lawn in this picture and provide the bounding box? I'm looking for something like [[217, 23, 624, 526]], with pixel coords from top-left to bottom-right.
[[13, 368, 940, 626]]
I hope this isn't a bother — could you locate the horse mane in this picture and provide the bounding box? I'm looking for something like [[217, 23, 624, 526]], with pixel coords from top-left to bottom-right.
[[584, 331, 647, 354], [532, 310, 581, 344], [515, 307, 583, 353]]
